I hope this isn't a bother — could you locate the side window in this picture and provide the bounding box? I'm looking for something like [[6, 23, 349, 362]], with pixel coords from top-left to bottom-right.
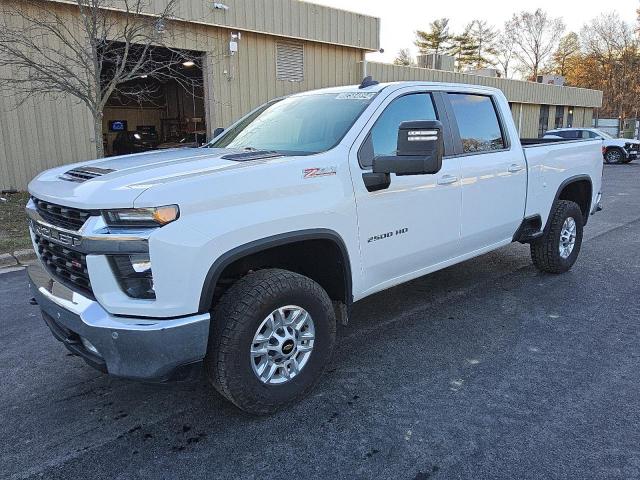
[[587, 131, 600, 139], [449, 94, 506, 153], [538, 105, 550, 138], [554, 106, 564, 129], [359, 93, 437, 168]]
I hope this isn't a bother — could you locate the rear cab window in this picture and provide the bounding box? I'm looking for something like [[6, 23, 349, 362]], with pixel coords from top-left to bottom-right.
[[448, 93, 506, 153]]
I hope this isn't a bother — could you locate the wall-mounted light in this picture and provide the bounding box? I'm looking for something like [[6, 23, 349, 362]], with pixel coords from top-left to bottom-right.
[[182, 60, 196, 67], [229, 32, 241, 56], [140, 74, 148, 79], [213, 2, 229, 10]]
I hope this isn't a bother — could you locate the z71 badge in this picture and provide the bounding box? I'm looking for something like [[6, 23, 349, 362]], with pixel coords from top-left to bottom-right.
[[303, 166, 337, 179]]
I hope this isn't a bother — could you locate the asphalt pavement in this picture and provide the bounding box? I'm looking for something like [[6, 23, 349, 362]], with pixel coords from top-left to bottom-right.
[[1, 164, 639, 480]]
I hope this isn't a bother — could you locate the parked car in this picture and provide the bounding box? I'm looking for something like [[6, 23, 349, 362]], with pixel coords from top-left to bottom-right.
[[27, 80, 603, 414], [157, 131, 208, 150], [544, 127, 640, 164], [112, 130, 160, 155]]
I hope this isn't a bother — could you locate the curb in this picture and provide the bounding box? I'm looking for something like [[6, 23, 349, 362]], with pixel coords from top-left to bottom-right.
[[0, 253, 17, 268], [14, 249, 36, 264], [0, 249, 36, 271]]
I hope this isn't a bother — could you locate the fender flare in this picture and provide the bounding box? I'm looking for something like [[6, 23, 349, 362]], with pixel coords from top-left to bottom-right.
[[544, 174, 593, 231], [198, 228, 353, 313]]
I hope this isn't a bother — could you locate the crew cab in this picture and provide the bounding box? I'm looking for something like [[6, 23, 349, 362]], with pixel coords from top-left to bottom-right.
[[27, 79, 603, 414], [544, 127, 640, 164]]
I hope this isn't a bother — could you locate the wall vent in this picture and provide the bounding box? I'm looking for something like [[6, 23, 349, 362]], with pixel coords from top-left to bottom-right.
[[276, 42, 304, 82]]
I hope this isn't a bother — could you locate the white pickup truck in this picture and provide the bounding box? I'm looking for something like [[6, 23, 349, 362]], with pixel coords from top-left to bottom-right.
[[27, 79, 603, 414]]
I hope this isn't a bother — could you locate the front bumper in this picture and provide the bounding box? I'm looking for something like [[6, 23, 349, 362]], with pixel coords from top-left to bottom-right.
[[28, 261, 210, 381]]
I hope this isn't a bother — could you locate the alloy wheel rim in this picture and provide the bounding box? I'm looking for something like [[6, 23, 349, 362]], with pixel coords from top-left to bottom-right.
[[607, 150, 621, 163], [250, 305, 315, 385], [559, 216, 577, 259]]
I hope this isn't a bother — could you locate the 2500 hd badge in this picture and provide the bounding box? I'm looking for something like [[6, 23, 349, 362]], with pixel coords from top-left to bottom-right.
[[368, 227, 409, 243]]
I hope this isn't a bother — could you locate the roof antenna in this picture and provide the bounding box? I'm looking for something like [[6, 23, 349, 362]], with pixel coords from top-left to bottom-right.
[[359, 75, 379, 89]]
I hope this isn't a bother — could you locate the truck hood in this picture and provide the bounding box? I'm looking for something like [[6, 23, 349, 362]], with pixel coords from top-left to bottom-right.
[[28, 147, 280, 209]]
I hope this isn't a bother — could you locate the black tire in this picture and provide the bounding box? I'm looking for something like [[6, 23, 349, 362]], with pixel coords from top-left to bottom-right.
[[204, 268, 336, 415], [604, 147, 624, 164], [531, 200, 584, 274]]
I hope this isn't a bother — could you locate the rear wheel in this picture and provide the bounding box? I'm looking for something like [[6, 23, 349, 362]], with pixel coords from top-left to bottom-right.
[[531, 200, 584, 274], [205, 269, 336, 415], [604, 148, 624, 164]]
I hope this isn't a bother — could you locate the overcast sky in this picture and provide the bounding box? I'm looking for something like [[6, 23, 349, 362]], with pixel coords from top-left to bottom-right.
[[311, 0, 639, 62]]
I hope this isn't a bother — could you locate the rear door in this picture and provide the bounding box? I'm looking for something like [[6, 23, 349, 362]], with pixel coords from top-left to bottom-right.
[[446, 92, 527, 253], [350, 88, 462, 295]]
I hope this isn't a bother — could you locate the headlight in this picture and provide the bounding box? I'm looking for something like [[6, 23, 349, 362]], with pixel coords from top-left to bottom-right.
[[102, 205, 179, 228], [109, 254, 155, 299]]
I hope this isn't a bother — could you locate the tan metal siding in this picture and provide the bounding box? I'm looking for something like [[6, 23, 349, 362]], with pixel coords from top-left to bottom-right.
[[365, 62, 602, 108], [205, 30, 363, 129], [0, 2, 95, 191], [48, 0, 380, 51]]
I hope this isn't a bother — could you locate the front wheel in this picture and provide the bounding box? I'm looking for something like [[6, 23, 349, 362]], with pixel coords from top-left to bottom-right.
[[604, 148, 624, 164], [205, 269, 336, 415], [531, 200, 584, 274]]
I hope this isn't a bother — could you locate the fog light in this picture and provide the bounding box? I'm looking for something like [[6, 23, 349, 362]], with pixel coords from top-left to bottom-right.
[[81, 337, 101, 357], [109, 255, 156, 299]]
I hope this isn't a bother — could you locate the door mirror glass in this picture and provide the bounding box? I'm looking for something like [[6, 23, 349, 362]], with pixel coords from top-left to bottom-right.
[[213, 127, 225, 137], [371, 120, 444, 176]]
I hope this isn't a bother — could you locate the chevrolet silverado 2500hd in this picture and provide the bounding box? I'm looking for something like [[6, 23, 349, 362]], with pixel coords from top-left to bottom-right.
[[27, 80, 603, 414]]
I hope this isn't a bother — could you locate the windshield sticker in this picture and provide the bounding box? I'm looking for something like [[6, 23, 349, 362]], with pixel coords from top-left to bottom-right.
[[303, 166, 337, 179], [336, 92, 376, 100]]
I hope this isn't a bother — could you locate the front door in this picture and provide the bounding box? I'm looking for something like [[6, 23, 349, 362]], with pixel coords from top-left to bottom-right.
[[350, 89, 462, 296]]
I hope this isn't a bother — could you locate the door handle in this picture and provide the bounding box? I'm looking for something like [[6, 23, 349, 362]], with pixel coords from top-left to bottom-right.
[[437, 174, 458, 185], [508, 163, 524, 173]]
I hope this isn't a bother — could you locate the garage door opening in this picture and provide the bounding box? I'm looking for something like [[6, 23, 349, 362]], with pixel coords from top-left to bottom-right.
[[100, 44, 206, 156]]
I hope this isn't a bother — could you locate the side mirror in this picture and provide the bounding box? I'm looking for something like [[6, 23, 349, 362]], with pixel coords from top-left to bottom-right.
[[213, 127, 224, 137], [373, 120, 444, 176]]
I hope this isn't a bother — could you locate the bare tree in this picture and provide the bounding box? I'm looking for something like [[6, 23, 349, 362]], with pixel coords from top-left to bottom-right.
[[506, 9, 565, 80], [0, 0, 202, 159], [580, 12, 640, 119], [493, 23, 517, 78], [393, 48, 415, 67]]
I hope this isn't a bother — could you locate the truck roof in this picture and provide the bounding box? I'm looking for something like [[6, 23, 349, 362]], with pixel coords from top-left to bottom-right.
[[290, 80, 503, 97]]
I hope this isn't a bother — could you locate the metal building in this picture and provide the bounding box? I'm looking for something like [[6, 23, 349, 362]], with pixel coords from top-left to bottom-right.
[[0, 0, 601, 191]]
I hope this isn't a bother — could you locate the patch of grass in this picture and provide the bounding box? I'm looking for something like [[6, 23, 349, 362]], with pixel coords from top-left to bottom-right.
[[0, 191, 31, 255]]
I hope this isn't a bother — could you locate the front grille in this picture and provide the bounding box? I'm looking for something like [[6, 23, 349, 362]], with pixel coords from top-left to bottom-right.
[[32, 197, 94, 231], [35, 234, 93, 297]]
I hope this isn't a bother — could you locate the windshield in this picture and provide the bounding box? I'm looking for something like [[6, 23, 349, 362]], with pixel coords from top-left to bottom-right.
[[594, 129, 613, 139], [210, 92, 376, 155]]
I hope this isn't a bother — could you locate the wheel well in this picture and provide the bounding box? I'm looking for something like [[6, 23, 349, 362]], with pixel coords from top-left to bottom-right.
[[557, 179, 592, 223], [202, 237, 351, 311]]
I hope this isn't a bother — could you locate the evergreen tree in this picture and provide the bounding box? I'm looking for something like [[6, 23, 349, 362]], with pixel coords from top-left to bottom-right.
[[393, 48, 415, 67], [447, 27, 479, 71], [415, 18, 452, 56], [467, 20, 498, 69]]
